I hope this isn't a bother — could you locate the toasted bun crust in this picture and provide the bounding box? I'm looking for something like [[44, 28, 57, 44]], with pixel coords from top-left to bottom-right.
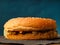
[[4, 17, 56, 31]]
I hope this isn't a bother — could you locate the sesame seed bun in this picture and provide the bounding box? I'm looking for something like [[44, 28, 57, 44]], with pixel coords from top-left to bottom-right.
[[4, 17, 56, 31]]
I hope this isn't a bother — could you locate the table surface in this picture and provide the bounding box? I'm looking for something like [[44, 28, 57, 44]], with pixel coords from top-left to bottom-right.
[[0, 35, 60, 45]]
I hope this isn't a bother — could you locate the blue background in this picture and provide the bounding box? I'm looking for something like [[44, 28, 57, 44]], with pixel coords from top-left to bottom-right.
[[0, 0, 60, 35]]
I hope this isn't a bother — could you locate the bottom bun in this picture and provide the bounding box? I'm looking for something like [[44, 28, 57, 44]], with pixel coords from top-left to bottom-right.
[[4, 31, 58, 40]]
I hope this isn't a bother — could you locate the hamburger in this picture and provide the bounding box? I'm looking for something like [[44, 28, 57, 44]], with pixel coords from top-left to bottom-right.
[[4, 17, 58, 40]]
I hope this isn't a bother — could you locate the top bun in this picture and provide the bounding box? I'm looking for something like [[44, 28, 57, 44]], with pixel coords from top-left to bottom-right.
[[4, 17, 56, 31]]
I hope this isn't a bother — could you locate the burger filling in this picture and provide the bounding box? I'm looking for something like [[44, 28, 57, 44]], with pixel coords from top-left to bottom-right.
[[8, 30, 56, 35]]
